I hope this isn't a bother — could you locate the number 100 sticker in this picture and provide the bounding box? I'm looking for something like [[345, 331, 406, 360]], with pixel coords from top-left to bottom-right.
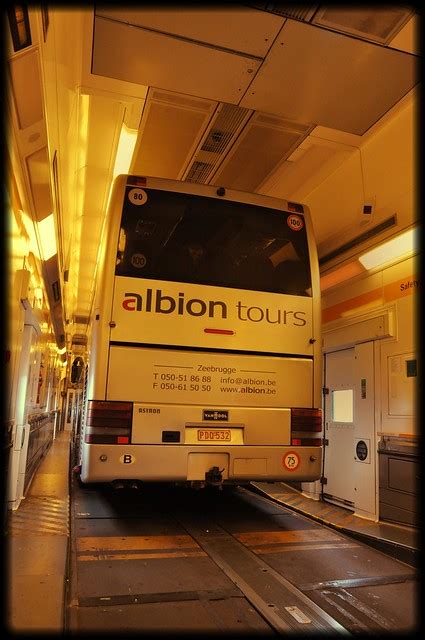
[[282, 451, 300, 471], [128, 188, 148, 205]]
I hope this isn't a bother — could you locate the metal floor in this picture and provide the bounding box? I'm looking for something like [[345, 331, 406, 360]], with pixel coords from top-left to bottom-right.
[[6, 432, 419, 632], [67, 476, 417, 633], [252, 482, 419, 567], [6, 429, 71, 632]]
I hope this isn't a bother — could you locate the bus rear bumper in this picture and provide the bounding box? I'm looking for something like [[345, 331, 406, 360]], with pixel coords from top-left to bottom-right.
[[80, 443, 322, 484]]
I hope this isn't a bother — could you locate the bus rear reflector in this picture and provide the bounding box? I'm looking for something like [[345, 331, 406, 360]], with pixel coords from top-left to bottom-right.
[[85, 400, 133, 444], [287, 202, 304, 213], [204, 328, 235, 335], [291, 408, 322, 446], [128, 175, 147, 187], [291, 437, 322, 446], [291, 408, 322, 431]]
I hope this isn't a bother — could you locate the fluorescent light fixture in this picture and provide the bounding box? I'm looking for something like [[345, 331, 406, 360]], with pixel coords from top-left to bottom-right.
[[113, 123, 138, 178], [311, 7, 414, 45], [320, 260, 365, 292], [358, 227, 418, 270], [38, 213, 57, 261]]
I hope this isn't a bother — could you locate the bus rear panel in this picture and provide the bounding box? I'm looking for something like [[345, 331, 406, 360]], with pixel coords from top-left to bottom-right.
[[80, 175, 322, 485]]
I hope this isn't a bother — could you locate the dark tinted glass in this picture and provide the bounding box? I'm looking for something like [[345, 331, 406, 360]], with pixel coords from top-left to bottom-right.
[[115, 187, 312, 296]]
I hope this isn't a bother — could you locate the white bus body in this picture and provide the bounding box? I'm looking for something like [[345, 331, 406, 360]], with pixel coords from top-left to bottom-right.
[[80, 175, 322, 485]]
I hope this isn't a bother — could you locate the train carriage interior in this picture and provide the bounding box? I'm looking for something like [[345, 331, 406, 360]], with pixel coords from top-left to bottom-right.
[[5, 5, 420, 634]]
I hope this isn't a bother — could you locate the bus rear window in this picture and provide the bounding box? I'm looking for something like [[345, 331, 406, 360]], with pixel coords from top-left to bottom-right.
[[115, 187, 312, 296]]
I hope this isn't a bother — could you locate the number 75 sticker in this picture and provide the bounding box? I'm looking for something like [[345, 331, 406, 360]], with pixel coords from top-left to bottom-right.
[[283, 451, 300, 471]]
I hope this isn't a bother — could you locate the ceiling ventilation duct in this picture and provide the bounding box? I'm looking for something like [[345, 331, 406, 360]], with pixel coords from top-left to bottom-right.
[[208, 113, 313, 192], [133, 88, 312, 192], [247, 4, 414, 45], [247, 3, 317, 22], [183, 108, 313, 192], [183, 103, 252, 183]]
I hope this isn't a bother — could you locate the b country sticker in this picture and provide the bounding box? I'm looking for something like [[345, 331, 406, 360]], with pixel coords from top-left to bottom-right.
[[120, 454, 136, 465]]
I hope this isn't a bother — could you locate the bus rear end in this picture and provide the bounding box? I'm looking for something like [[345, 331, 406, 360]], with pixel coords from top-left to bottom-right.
[[80, 175, 322, 486]]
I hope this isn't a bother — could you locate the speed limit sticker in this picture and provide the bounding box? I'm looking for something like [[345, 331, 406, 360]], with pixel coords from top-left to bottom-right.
[[128, 188, 147, 206], [283, 451, 300, 471], [287, 214, 304, 231], [130, 253, 147, 269]]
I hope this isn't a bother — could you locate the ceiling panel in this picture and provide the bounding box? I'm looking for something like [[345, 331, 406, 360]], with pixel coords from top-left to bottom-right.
[[8, 49, 44, 129], [131, 89, 217, 179], [260, 139, 355, 202], [211, 113, 312, 192], [240, 19, 418, 135], [92, 16, 261, 105], [25, 147, 53, 222], [80, 10, 148, 100], [95, 7, 285, 57]]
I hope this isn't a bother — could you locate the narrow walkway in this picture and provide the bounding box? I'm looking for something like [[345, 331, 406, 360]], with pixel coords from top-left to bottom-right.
[[7, 430, 70, 632], [252, 482, 419, 567]]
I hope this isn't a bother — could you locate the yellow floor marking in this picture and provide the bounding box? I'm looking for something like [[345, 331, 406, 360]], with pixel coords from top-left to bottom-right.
[[78, 550, 207, 561], [250, 542, 358, 554], [76, 534, 201, 552], [234, 529, 342, 546]]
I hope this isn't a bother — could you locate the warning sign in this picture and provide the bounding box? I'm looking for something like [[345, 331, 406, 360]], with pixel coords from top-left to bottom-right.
[[282, 451, 300, 471]]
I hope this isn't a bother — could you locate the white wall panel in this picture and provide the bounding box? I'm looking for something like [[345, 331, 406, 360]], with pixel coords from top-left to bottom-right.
[[241, 20, 418, 135], [96, 8, 284, 58], [92, 16, 261, 105]]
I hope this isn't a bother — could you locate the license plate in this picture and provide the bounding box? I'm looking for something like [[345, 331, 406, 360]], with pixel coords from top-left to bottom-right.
[[197, 429, 231, 441]]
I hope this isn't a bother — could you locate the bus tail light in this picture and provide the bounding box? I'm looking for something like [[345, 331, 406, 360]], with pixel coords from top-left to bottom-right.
[[84, 400, 133, 444], [290, 408, 322, 446]]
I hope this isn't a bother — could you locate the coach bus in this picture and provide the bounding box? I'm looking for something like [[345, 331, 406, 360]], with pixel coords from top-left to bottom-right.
[[77, 174, 322, 487]]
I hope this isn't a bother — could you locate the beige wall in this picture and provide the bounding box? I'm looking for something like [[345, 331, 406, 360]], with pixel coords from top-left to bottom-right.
[[305, 93, 416, 258], [6, 161, 61, 423], [322, 255, 418, 437]]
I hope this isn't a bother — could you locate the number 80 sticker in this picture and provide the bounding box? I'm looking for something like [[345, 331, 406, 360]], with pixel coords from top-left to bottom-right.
[[282, 451, 300, 471], [128, 188, 148, 205]]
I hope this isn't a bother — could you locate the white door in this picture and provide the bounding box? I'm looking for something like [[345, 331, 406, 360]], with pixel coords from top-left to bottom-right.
[[323, 342, 376, 518], [323, 347, 356, 508]]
